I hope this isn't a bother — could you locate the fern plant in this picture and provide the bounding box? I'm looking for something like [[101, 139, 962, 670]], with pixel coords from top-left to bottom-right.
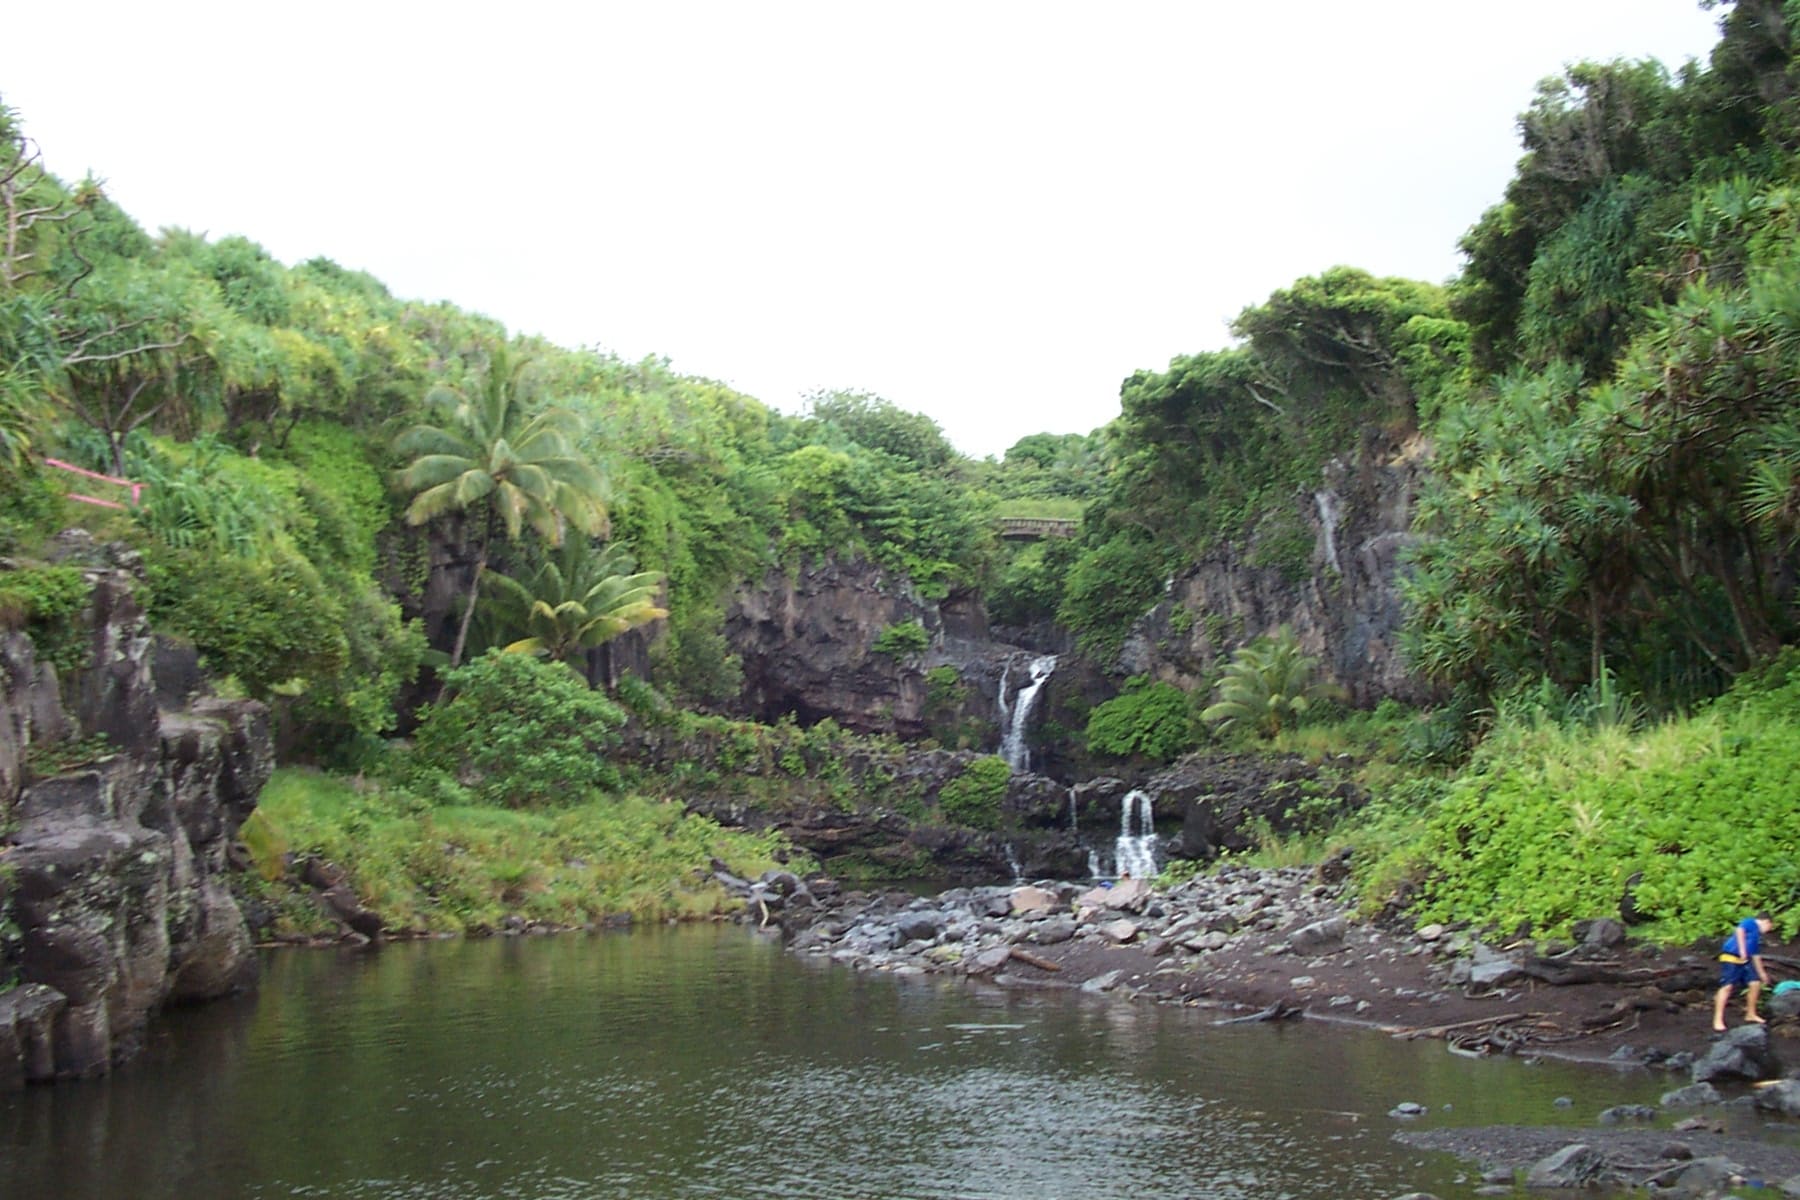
[[1200, 625, 1326, 739]]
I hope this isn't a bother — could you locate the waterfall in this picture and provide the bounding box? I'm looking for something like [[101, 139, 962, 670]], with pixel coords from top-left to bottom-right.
[[1314, 488, 1342, 575], [1114, 789, 1158, 880], [1003, 843, 1023, 884], [997, 654, 1058, 772]]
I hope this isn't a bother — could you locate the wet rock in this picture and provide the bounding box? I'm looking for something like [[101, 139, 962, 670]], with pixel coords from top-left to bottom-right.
[[893, 911, 945, 943], [1661, 1082, 1722, 1108], [1755, 1079, 1800, 1117], [1389, 1101, 1426, 1118], [1692, 1024, 1781, 1084], [1597, 1104, 1657, 1123], [0, 985, 64, 1088], [1770, 988, 1800, 1020], [1027, 917, 1078, 946], [1524, 1144, 1607, 1189], [1659, 1156, 1746, 1196], [1081, 970, 1124, 993]]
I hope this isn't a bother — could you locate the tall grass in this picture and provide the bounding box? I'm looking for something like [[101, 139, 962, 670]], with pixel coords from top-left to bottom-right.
[[242, 768, 804, 935]]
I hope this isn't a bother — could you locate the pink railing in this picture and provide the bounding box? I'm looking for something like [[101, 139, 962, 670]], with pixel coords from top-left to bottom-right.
[[42, 458, 146, 510]]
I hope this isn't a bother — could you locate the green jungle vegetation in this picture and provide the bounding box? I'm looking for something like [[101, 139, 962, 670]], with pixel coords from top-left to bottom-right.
[[3, 0, 1800, 944]]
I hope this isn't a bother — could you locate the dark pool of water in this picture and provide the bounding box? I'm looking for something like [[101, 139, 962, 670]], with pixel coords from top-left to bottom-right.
[[1, 926, 1683, 1199]]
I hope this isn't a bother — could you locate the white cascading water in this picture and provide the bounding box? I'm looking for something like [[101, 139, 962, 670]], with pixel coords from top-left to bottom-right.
[[1114, 789, 1158, 880], [997, 654, 1058, 772]]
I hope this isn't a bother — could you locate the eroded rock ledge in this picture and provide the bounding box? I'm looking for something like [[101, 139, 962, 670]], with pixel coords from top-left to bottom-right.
[[0, 541, 272, 1087]]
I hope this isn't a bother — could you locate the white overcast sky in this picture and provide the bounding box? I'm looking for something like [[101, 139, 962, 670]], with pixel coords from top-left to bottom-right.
[[1, 1, 1727, 458]]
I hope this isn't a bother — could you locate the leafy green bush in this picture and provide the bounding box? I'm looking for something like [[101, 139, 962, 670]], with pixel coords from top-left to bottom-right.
[[143, 543, 348, 699], [0, 469, 69, 556], [1389, 661, 1800, 941], [0, 564, 90, 673], [1057, 532, 1172, 657], [937, 755, 1011, 829], [1084, 678, 1198, 761], [872, 619, 930, 658], [411, 651, 626, 808]]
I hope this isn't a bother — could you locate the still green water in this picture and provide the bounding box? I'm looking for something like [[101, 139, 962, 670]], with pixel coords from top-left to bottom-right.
[[2, 926, 1677, 1199]]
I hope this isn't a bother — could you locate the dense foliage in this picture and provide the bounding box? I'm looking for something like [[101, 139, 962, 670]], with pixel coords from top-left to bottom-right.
[[1370, 651, 1800, 941], [1084, 678, 1197, 761], [7, 4, 1800, 941]]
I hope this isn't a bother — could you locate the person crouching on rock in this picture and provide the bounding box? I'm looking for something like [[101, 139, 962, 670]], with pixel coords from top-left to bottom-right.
[[1713, 913, 1774, 1032]]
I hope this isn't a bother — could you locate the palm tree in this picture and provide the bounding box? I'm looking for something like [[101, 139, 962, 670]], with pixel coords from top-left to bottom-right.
[[484, 539, 667, 667], [395, 351, 609, 668], [1200, 625, 1325, 739]]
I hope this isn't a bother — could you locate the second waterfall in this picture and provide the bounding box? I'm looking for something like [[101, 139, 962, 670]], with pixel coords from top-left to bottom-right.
[[996, 654, 1058, 772]]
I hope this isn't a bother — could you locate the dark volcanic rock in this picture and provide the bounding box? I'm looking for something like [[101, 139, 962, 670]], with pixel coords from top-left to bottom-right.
[[725, 556, 939, 736], [1116, 429, 1432, 706], [0, 557, 272, 1087], [1149, 753, 1365, 861]]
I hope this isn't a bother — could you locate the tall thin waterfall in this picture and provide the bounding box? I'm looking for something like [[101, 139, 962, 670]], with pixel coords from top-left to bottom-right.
[[1114, 790, 1158, 880], [997, 654, 1058, 772]]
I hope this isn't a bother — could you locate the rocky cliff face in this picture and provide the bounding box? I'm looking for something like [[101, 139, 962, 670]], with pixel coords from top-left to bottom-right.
[[0, 540, 272, 1088], [1121, 429, 1432, 706]]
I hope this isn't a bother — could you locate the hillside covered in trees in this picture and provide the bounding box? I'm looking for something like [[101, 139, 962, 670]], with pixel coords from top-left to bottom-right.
[[4, 0, 1800, 949]]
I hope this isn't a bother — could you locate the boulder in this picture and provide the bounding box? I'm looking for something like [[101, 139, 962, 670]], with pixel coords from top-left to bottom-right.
[[1288, 917, 1348, 954], [1574, 917, 1628, 949], [964, 945, 1015, 977], [1010, 885, 1059, 916], [1659, 1156, 1746, 1196], [0, 984, 64, 1088], [1755, 1079, 1800, 1118], [1661, 1082, 1722, 1109], [1692, 1025, 1781, 1084], [893, 911, 945, 943], [1524, 1144, 1608, 1189]]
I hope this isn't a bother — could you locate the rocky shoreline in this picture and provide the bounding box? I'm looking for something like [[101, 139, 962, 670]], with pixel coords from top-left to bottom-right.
[[722, 861, 1800, 1196]]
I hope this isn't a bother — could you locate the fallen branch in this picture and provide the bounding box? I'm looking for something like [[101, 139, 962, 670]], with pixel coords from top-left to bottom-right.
[[1213, 1000, 1303, 1026], [1008, 947, 1062, 973], [1392, 1012, 1536, 1041]]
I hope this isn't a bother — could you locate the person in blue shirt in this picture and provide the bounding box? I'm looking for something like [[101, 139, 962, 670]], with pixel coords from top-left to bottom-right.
[[1713, 913, 1774, 1032]]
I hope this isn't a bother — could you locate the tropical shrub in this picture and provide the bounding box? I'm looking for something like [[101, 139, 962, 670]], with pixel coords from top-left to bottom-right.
[[0, 563, 89, 673], [143, 543, 348, 698], [409, 651, 625, 807], [937, 755, 1011, 829], [1201, 626, 1327, 738], [871, 619, 930, 658], [1084, 678, 1198, 761]]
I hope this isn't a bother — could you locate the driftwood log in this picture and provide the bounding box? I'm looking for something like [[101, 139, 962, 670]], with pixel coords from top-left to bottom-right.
[[1519, 956, 1712, 991], [1007, 947, 1062, 972]]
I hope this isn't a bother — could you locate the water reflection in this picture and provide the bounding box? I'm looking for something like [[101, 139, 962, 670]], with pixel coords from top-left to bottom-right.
[[2, 927, 1676, 1199]]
